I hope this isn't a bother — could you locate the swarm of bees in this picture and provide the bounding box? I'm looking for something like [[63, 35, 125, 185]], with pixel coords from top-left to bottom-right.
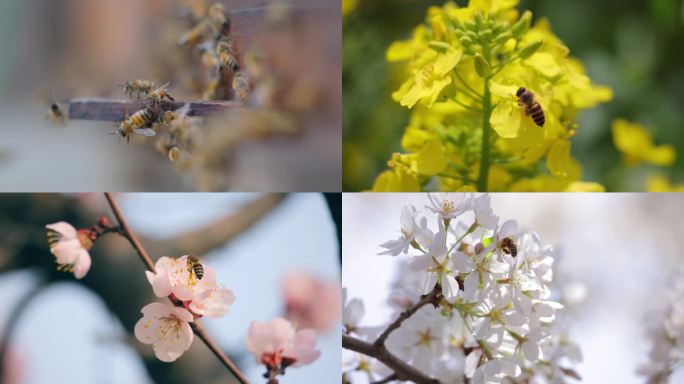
[[178, 2, 250, 102]]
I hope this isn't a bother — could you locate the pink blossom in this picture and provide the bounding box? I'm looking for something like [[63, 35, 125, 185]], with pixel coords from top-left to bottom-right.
[[134, 303, 194, 362], [145, 255, 235, 319], [282, 271, 341, 332], [246, 317, 320, 370], [188, 287, 235, 318], [46, 221, 93, 279]]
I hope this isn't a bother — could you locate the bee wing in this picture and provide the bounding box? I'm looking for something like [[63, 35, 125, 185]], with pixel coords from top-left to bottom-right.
[[176, 103, 191, 120], [156, 82, 171, 91], [134, 128, 157, 137]]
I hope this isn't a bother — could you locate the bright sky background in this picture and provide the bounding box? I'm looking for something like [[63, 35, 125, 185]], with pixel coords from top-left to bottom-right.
[[0, 193, 341, 384], [343, 193, 684, 383]]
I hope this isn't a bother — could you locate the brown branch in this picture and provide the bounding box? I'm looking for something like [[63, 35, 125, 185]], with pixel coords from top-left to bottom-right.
[[103, 192, 249, 384], [342, 335, 440, 384], [168, 194, 285, 256], [66, 99, 242, 122], [373, 286, 442, 348]]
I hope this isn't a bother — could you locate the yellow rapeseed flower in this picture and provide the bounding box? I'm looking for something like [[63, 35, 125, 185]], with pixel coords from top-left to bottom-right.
[[374, 0, 612, 191]]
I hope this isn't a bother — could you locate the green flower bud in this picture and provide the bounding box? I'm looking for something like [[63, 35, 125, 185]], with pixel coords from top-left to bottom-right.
[[460, 36, 473, 46], [494, 31, 512, 45], [474, 12, 484, 28], [453, 28, 465, 38], [474, 53, 490, 77], [480, 28, 493, 41], [465, 30, 478, 42], [519, 39, 543, 59], [464, 20, 476, 30], [428, 41, 454, 53], [511, 10, 532, 38]]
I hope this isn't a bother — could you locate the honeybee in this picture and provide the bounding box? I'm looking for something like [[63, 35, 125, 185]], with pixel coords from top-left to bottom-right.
[[186, 254, 204, 280], [208, 2, 230, 37], [178, 19, 210, 47], [198, 42, 220, 68], [148, 83, 175, 107], [161, 103, 191, 127], [203, 77, 221, 100], [123, 80, 157, 100], [516, 87, 545, 127], [216, 37, 239, 72], [499, 237, 518, 257], [47, 102, 67, 125], [116, 106, 156, 143], [232, 70, 250, 103]]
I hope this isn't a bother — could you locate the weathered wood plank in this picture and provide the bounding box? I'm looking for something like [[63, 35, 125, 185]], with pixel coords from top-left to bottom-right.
[[65, 99, 241, 122]]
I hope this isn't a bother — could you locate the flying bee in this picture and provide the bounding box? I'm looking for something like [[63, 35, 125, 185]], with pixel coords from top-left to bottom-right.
[[516, 87, 545, 127], [499, 237, 518, 257], [123, 80, 157, 100], [232, 70, 250, 103], [148, 83, 175, 107], [203, 77, 221, 100], [208, 2, 230, 37], [216, 37, 239, 72], [178, 19, 210, 47], [47, 101, 67, 125], [116, 106, 156, 143], [186, 254, 204, 280]]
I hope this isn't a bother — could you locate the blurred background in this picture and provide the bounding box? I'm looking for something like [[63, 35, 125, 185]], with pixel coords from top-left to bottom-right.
[[343, 0, 684, 191], [0, 193, 341, 384], [343, 193, 684, 383], [0, 0, 341, 191]]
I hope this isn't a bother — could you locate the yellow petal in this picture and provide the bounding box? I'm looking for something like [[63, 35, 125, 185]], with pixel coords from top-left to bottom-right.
[[490, 100, 522, 138], [411, 140, 448, 175], [527, 52, 560, 77], [564, 182, 605, 192], [434, 48, 464, 75], [372, 170, 421, 192], [490, 81, 518, 99], [546, 140, 580, 179]]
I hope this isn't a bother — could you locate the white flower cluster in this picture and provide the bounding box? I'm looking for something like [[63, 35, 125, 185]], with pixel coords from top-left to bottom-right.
[[343, 194, 581, 384], [638, 270, 684, 383]]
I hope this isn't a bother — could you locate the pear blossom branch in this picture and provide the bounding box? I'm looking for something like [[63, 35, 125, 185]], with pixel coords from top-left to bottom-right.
[[373, 285, 442, 348], [343, 335, 440, 384], [103, 192, 249, 384]]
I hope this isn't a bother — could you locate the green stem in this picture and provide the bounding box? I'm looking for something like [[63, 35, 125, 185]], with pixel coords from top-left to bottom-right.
[[477, 75, 492, 192]]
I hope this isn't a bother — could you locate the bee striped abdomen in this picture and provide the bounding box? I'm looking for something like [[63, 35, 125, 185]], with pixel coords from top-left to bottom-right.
[[192, 263, 204, 280], [527, 103, 545, 127], [130, 108, 152, 128], [187, 255, 205, 280]]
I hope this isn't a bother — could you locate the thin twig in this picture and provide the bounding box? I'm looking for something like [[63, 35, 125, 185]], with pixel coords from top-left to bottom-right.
[[66, 99, 241, 122], [373, 286, 442, 347], [103, 193, 250, 384], [343, 335, 440, 384]]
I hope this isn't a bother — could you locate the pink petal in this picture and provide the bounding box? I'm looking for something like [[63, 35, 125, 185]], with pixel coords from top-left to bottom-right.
[[285, 329, 320, 365], [72, 250, 92, 279], [171, 306, 194, 322], [141, 302, 173, 317], [189, 287, 235, 318], [50, 239, 82, 264], [46, 222, 77, 238]]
